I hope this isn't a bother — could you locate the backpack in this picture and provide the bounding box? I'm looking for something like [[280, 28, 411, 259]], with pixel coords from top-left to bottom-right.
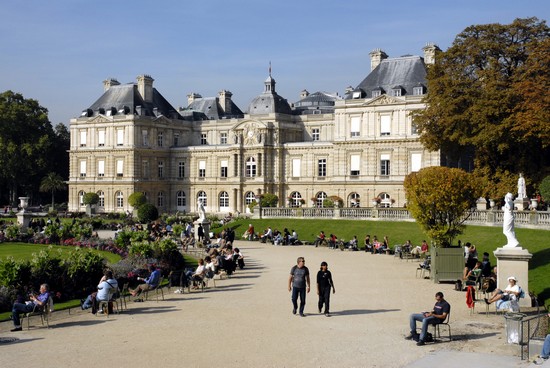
[[455, 279, 463, 291], [424, 332, 434, 343]]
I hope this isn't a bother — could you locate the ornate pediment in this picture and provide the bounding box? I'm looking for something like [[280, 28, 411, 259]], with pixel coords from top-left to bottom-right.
[[153, 115, 172, 124], [232, 120, 268, 145], [88, 115, 113, 124], [363, 94, 403, 106]]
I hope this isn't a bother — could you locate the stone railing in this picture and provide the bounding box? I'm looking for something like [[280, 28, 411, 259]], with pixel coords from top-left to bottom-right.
[[257, 207, 550, 230]]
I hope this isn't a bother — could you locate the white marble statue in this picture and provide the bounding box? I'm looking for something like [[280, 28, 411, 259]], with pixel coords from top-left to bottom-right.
[[517, 173, 527, 200], [503, 192, 520, 248], [197, 199, 206, 221]]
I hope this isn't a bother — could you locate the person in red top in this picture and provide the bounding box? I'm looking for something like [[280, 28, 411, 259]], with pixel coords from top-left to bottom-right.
[[246, 224, 255, 241], [420, 240, 429, 255], [314, 231, 325, 247]]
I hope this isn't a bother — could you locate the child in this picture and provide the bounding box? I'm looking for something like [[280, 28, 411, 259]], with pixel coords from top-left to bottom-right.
[[317, 261, 336, 317]]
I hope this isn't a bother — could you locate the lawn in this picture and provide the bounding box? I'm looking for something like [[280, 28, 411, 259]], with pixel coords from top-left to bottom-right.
[[0, 243, 121, 264], [227, 218, 550, 309]]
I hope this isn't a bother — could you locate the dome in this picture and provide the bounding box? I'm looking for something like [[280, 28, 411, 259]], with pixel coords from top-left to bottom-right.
[[247, 74, 292, 115]]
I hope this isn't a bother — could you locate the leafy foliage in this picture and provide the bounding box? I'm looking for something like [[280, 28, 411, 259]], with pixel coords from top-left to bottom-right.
[[404, 167, 480, 246], [260, 193, 279, 207], [137, 203, 158, 223], [39, 172, 66, 208], [414, 17, 550, 186], [539, 175, 550, 204], [82, 192, 99, 205], [128, 192, 147, 209]]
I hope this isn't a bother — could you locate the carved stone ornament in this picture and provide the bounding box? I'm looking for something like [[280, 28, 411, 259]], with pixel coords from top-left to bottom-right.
[[243, 124, 258, 145], [365, 95, 401, 106]]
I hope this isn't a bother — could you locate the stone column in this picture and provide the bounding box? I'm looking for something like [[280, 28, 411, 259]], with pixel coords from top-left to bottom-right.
[[493, 247, 532, 307]]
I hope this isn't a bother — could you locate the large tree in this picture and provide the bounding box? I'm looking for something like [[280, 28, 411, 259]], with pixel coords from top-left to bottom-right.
[[414, 17, 550, 186], [404, 167, 480, 246], [0, 91, 57, 205], [39, 172, 66, 209]]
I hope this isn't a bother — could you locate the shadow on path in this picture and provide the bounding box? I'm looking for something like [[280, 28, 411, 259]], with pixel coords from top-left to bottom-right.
[[330, 308, 401, 316]]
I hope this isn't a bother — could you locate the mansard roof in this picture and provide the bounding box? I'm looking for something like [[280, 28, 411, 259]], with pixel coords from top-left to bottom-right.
[[292, 91, 342, 115], [346, 56, 427, 99], [247, 74, 292, 115], [180, 97, 244, 121], [82, 84, 182, 119]]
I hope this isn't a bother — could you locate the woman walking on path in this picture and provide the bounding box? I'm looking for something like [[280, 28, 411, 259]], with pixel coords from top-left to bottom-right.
[[317, 261, 335, 317]]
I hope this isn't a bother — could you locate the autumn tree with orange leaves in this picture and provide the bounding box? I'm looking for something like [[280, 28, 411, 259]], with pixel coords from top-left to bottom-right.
[[413, 17, 550, 191]]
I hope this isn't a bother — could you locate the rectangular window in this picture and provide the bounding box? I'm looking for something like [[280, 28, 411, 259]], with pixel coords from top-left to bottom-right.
[[318, 158, 327, 177], [413, 86, 424, 95], [142, 130, 149, 146], [380, 115, 391, 136], [352, 91, 362, 99], [116, 129, 124, 146], [350, 117, 360, 137], [178, 161, 185, 178], [201, 133, 207, 145], [312, 128, 320, 141], [393, 89, 402, 97], [174, 133, 179, 147], [158, 160, 164, 178], [372, 90, 381, 98], [411, 153, 422, 172], [411, 122, 418, 135], [199, 160, 206, 178], [157, 132, 163, 147], [142, 161, 149, 178], [350, 155, 360, 176], [80, 130, 87, 147], [116, 159, 123, 177], [97, 160, 105, 177], [220, 132, 227, 145], [98, 130, 105, 147], [220, 160, 228, 178], [80, 160, 87, 177], [292, 158, 301, 177], [380, 154, 390, 176]]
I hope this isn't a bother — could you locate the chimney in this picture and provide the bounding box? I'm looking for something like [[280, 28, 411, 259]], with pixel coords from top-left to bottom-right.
[[137, 75, 154, 103], [369, 49, 388, 71], [218, 90, 233, 114], [187, 92, 202, 106], [300, 89, 309, 99], [103, 78, 120, 92], [422, 43, 441, 65]]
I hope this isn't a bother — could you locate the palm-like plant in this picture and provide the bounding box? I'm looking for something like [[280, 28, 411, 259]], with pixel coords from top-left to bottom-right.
[[39, 172, 66, 209]]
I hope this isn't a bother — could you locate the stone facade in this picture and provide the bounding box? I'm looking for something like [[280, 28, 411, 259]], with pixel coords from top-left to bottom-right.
[[68, 45, 441, 214]]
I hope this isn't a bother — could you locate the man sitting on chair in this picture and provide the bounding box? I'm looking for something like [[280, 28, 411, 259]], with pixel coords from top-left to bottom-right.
[[406, 291, 451, 346], [11, 283, 50, 332], [81, 270, 118, 313], [130, 265, 160, 298]]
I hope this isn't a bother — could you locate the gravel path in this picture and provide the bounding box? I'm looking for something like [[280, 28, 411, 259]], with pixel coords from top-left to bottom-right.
[[0, 241, 520, 368]]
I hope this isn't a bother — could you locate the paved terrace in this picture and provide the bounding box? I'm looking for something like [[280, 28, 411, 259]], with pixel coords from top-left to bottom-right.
[[0, 241, 543, 368]]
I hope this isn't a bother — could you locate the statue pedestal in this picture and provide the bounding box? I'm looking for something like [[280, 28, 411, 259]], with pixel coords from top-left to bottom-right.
[[194, 219, 211, 243], [514, 198, 529, 211], [493, 247, 532, 307], [16, 211, 32, 230]]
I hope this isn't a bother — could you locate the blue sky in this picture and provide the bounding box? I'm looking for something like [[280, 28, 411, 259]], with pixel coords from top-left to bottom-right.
[[1, 0, 548, 125]]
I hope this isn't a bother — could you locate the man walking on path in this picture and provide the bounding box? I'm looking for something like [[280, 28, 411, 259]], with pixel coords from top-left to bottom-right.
[[289, 257, 310, 317]]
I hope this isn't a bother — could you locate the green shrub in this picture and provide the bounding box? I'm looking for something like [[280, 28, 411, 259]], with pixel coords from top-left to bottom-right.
[[5, 225, 20, 240], [83, 192, 99, 205], [138, 203, 159, 223], [0, 257, 31, 289], [128, 192, 147, 209], [63, 248, 106, 296], [129, 241, 154, 258]]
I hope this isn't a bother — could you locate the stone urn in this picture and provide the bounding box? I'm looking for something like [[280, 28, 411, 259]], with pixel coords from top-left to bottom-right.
[[18, 197, 29, 213], [531, 198, 538, 210]]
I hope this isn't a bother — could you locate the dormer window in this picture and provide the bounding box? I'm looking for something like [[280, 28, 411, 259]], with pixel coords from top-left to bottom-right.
[[413, 86, 425, 95], [352, 91, 362, 99], [372, 90, 381, 98], [392, 86, 404, 97]]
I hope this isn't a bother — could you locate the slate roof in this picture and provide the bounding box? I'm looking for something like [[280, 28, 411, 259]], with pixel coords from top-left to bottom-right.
[[180, 97, 244, 120], [82, 84, 182, 119], [346, 56, 427, 99], [247, 75, 292, 115], [292, 91, 342, 115]]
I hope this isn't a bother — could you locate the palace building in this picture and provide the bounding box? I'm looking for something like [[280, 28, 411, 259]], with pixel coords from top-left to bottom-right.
[[68, 44, 442, 214]]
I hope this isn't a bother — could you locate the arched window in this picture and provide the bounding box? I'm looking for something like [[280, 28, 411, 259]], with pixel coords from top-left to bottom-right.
[[97, 191, 105, 207], [245, 157, 256, 177], [197, 191, 207, 207], [219, 191, 229, 209], [115, 191, 124, 208], [289, 191, 303, 207], [78, 191, 85, 206], [176, 191, 186, 207], [244, 191, 256, 205], [157, 191, 165, 207], [348, 192, 360, 208], [316, 191, 327, 208], [379, 192, 391, 208]]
